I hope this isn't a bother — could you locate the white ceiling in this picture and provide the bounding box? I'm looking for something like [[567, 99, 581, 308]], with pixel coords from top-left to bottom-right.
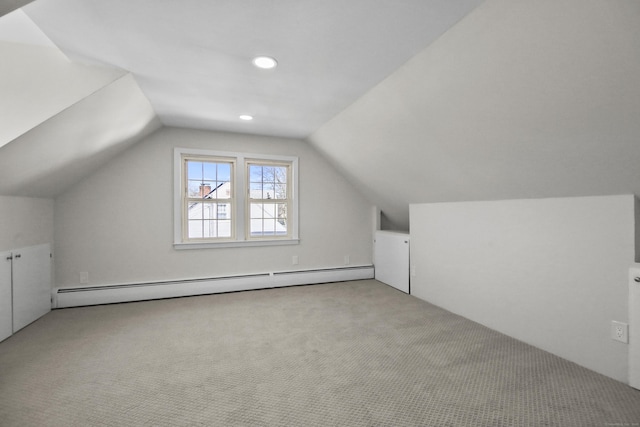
[[20, 0, 483, 139]]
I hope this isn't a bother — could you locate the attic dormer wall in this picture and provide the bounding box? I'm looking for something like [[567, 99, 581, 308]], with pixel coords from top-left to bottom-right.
[[52, 127, 374, 289]]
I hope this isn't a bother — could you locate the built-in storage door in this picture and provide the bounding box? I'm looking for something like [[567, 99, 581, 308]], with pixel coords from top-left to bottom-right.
[[12, 244, 51, 333], [0, 251, 12, 342], [630, 266, 640, 390], [374, 231, 410, 294]]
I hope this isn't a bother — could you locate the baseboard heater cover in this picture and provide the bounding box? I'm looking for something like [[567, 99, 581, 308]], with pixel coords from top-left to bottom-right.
[[53, 265, 374, 308]]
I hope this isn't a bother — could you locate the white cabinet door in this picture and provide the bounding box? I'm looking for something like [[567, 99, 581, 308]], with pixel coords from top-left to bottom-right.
[[0, 251, 12, 342], [630, 266, 640, 390], [374, 231, 410, 294], [12, 244, 51, 333]]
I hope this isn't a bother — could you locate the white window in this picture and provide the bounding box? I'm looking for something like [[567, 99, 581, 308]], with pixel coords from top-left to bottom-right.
[[247, 160, 291, 239], [183, 156, 234, 241], [174, 148, 298, 249]]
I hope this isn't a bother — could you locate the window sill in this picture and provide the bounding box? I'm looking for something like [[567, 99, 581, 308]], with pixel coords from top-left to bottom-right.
[[174, 238, 300, 250]]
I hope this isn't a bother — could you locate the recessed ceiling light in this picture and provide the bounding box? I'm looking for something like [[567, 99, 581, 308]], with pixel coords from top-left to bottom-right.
[[239, 115, 254, 121], [252, 56, 278, 70]]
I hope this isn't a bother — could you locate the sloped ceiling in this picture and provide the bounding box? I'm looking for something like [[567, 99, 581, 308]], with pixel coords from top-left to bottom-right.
[[0, 0, 33, 17], [0, 39, 125, 147], [0, 8, 160, 197], [3, 0, 639, 223], [0, 0, 483, 199], [309, 0, 640, 230], [21, 0, 483, 139], [0, 74, 160, 197]]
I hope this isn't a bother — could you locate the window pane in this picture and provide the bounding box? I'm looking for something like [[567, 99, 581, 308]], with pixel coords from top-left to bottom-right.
[[203, 162, 216, 181], [188, 220, 203, 238], [262, 166, 275, 182], [250, 219, 263, 236], [213, 202, 230, 220], [202, 203, 216, 220], [262, 183, 275, 200], [189, 202, 220, 220], [213, 182, 231, 199], [186, 160, 233, 200], [274, 167, 287, 184], [274, 184, 287, 199], [218, 163, 231, 182], [187, 161, 202, 180], [188, 181, 206, 198], [263, 203, 276, 218], [218, 220, 232, 237], [249, 165, 262, 182], [249, 183, 262, 199], [201, 183, 215, 199], [277, 203, 287, 222], [250, 203, 263, 219], [188, 202, 203, 220], [263, 218, 277, 236]]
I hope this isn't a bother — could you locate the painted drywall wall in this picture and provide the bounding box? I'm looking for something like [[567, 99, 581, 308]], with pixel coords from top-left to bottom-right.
[[54, 127, 373, 287], [0, 195, 53, 252], [410, 195, 636, 383], [309, 0, 640, 230]]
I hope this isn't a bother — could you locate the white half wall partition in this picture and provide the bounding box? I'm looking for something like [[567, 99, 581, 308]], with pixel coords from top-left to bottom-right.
[[410, 195, 636, 383]]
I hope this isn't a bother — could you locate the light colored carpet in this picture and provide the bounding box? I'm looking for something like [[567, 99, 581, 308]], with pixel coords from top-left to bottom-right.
[[0, 279, 639, 426]]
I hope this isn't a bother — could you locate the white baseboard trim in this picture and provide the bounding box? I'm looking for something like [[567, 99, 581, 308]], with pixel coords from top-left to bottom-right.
[[53, 265, 374, 308]]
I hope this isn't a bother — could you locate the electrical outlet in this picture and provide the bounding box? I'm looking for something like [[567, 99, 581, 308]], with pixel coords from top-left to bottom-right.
[[344, 255, 350, 265], [411, 266, 416, 277], [79, 271, 89, 284], [292, 255, 299, 266], [611, 321, 628, 343]]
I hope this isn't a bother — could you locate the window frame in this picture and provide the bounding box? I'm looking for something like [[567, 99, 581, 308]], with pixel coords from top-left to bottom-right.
[[182, 154, 236, 243], [174, 147, 299, 249], [246, 159, 292, 241]]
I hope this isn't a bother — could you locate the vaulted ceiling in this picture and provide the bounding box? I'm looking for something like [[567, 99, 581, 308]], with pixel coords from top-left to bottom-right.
[[0, 0, 482, 204], [2, 0, 639, 231], [17, 0, 483, 139]]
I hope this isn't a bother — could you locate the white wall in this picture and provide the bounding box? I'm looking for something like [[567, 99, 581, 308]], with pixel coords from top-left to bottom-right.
[[410, 195, 636, 383], [54, 127, 373, 287], [0, 195, 54, 252]]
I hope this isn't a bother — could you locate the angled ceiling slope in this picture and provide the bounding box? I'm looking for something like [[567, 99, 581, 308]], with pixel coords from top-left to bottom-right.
[[0, 9, 128, 148], [0, 0, 34, 17], [22, 0, 484, 139], [0, 8, 161, 197], [310, 0, 640, 230], [0, 74, 160, 197]]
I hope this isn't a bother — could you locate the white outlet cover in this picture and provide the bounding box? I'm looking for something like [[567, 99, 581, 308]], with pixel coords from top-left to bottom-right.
[[611, 320, 629, 343]]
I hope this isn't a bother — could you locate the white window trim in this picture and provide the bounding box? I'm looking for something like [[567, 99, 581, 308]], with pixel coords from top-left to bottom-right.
[[174, 147, 299, 249], [245, 158, 293, 241]]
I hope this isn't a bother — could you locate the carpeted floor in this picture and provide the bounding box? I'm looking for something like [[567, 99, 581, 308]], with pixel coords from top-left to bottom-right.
[[0, 279, 639, 426]]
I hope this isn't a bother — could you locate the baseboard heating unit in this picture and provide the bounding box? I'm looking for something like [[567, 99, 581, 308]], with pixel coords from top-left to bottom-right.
[[53, 265, 374, 308]]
